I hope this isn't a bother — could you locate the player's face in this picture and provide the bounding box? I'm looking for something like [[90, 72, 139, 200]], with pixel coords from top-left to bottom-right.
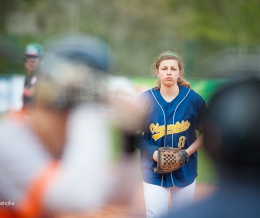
[[156, 59, 180, 87], [25, 55, 40, 74]]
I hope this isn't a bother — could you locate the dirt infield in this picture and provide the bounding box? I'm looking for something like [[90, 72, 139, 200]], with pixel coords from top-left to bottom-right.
[[58, 182, 216, 218]]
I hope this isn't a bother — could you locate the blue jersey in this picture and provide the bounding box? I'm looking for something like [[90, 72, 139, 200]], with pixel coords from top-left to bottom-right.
[[136, 86, 206, 187]]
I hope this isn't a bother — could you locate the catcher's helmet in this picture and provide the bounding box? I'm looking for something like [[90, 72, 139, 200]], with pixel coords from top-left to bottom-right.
[[33, 33, 112, 109], [204, 76, 260, 169]]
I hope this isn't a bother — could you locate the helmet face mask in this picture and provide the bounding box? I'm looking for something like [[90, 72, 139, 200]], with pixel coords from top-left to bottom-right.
[[33, 33, 111, 109]]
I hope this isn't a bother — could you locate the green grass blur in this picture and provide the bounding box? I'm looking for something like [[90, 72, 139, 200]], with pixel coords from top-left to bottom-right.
[[197, 148, 218, 184], [131, 76, 227, 103]]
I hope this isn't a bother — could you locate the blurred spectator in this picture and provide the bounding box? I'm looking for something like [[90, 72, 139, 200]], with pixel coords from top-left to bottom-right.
[[167, 75, 260, 218], [0, 33, 140, 218], [22, 42, 43, 107]]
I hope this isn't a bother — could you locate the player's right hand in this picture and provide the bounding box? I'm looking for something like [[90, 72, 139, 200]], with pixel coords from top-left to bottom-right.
[[153, 150, 158, 162]]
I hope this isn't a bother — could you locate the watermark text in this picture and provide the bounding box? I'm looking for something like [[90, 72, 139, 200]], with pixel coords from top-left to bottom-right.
[[0, 201, 15, 207]]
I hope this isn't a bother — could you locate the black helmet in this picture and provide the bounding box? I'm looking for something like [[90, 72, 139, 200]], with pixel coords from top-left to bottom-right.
[[204, 76, 260, 170], [33, 33, 112, 109]]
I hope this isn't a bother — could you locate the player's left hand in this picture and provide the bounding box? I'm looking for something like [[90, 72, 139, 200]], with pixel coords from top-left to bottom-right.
[[154, 147, 189, 174]]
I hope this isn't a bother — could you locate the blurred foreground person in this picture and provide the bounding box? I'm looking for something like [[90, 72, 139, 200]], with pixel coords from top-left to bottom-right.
[[22, 42, 43, 107], [0, 33, 139, 218], [168, 76, 260, 218]]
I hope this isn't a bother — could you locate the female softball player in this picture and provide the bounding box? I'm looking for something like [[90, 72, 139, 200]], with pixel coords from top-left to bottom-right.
[[136, 51, 206, 218]]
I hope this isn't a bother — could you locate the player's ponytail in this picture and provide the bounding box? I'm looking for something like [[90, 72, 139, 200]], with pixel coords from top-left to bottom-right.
[[177, 77, 191, 88]]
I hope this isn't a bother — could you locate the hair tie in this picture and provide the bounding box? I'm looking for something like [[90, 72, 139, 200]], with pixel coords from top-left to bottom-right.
[[158, 52, 180, 61]]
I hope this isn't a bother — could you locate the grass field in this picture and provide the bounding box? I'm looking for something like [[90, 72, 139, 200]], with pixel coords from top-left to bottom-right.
[[197, 148, 217, 184]]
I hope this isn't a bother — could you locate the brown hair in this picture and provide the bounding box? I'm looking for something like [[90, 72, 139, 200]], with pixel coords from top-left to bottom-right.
[[151, 51, 191, 89]]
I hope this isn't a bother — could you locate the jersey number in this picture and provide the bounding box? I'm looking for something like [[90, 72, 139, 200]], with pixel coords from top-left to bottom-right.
[[178, 136, 186, 148]]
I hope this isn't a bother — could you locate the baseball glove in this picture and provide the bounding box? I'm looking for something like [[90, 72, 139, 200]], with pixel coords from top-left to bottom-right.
[[154, 146, 189, 174]]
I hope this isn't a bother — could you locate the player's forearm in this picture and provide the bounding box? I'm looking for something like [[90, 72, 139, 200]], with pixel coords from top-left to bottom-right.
[[136, 133, 158, 158], [185, 133, 204, 156]]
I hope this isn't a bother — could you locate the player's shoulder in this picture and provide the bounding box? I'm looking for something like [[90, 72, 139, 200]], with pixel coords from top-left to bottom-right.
[[181, 86, 206, 106], [137, 87, 155, 100], [182, 86, 204, 100]]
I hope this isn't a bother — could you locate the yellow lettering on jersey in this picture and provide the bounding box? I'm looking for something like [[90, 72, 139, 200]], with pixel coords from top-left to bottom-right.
[[150, 120, 190, 141]]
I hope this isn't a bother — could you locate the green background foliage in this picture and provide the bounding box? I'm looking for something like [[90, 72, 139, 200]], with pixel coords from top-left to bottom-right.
[[0, 0, 259, 78]]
